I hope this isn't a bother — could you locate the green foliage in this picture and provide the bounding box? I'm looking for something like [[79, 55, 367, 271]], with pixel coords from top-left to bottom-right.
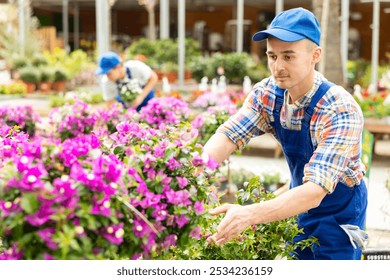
[[9, 56, 29, 70], [53, 67, 69, 82], [126, 38, 201, 69], [0, 82, 27, 95], [347, 59, 370, 87], [163, 176, 317, 260], [39, 66, 54, 82], [189, 52, 269, 84], [49, 91, 104, 108], [355, 93, 390, 119], [32, 55, 49, 67], [360, 64, 390, 88], [43, 48, 93, 80], [19, 67, 40, 83]]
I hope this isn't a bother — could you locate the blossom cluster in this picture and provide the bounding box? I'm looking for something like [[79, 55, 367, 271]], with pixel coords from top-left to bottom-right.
[[0, 100, 218, 260], [0, 105, 41, 137], [139, 97, 191, 128]]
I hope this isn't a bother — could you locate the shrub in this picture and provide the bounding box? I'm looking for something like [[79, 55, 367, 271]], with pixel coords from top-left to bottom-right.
[[53, 67, 69, 82], [19, 67, 40, 84], [39, 67, 54, 82], [164, 176, 317, 260]]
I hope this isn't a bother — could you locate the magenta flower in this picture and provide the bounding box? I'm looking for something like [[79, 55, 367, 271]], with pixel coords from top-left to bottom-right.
[[176, 177, 188, 189], [25, 202, 55, 226], [0, 243, 23, 260], [189, 227, 201, 240], [90, 194, 111, 217], [152, 204, 168, 222], [166, 158, 181, 171], [37, 227, 58, 250], [0, 200, 22, 216], [175, 214, 189, 229], [193, 201, 204, 215], [102, 223, 124, 245], [43, 253, 55, 260], [133, 218, 151, 238], [162, 234, 177, 250], [165, 189, 192, 206]]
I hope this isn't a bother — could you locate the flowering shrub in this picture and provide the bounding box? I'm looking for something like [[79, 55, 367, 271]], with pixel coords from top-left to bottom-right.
[[139, 97, 191, 128], [355, 90, 390, 119], [191, 105, 237, 145], [165, 176, 317, 260], [0, 105, 40, 137], [47, 100, 98, 141], [0, 105, 219, 259]]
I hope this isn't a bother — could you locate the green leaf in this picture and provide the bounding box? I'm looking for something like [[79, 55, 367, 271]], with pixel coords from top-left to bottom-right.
[[20, 192, 40, 214]]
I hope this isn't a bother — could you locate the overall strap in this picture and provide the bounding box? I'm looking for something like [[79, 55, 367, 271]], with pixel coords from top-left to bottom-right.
[[126, 67, 132, 79], [273, 86, 285, 114], [303, 81, 334, 124]]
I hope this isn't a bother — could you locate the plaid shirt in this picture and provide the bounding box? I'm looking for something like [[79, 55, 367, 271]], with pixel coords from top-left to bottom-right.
[[217, 71, 366, 193]]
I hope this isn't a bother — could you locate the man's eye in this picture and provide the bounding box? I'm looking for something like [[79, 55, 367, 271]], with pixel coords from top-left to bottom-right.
[[285, 56, 291, 61]]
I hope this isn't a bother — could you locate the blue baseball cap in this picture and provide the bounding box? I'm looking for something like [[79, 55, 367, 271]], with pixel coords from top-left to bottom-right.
[[95, 51, 121, 75], [252, 7, 321, 46]]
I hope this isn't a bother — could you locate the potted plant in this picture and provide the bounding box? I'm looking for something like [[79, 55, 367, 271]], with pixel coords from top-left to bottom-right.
[[52, 67, 68, 92], [38, 66, 54, 92], [9, 55, 29, 80], [18, 66, 40, 93]]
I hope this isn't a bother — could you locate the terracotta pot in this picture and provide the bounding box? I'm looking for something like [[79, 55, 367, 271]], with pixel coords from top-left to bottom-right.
[[39, 82, 52, 92], [52, 81, 66, 92], [23, 82, 36, 93]]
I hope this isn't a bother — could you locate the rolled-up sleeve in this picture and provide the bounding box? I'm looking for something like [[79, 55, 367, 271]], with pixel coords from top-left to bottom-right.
[[303, 105, 364, 193]]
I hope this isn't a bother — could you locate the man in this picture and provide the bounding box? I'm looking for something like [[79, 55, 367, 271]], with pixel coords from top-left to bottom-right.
[[204, 7, 368, 260], [95, 51, 158, 111]]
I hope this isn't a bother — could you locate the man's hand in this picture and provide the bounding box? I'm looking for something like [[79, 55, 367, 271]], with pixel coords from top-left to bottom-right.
[[207, 204, 252, 246], [131, 95, 144, 109]]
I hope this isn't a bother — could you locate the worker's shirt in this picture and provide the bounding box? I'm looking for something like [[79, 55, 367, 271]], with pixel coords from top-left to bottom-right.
[[217, 71, 366, 193]]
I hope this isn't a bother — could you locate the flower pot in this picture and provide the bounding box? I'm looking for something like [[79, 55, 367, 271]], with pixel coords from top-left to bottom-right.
[[52, 80, 66, 92], [23, 82, 36, 93], [164, 72, 177, 83], [39, 82, 52, 92]]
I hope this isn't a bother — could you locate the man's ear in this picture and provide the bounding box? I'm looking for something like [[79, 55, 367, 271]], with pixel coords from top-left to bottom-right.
[[312, 47, 322, 64]]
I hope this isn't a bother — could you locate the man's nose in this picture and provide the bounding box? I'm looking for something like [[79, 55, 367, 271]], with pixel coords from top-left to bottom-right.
[[273, 58, 285, 72]]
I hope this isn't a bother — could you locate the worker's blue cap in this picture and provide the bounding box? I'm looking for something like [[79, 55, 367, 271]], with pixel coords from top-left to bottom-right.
[[95, 51, 121, 75], [252, 7, 321, 46]]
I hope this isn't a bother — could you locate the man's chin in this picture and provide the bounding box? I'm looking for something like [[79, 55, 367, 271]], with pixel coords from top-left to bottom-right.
[[275, 80, 288, 89]]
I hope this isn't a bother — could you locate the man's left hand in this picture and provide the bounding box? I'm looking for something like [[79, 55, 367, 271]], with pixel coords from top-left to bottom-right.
[[131, 96, 144, 109], [207, 204, 251, 246]]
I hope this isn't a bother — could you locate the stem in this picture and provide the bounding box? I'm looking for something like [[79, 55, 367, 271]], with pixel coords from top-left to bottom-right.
[[116, 196, 159, 235]]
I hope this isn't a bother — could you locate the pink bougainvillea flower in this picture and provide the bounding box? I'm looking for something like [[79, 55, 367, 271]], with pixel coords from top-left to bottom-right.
[[175, 214, 189, 229], [37, 227, 58, 250], [90, 194, 111, 217], [193, 201, 204, 215], [189, 227, 201, 240], [161, 234, 177, 250], [166, 158, 181, 171], [0, 200, 22, 216], [176, 177, 188, 189], [0, 243, 23, 260], [165, 189, 191, 206], [25, 199, 55, 227], [102, 223, 124, 245]]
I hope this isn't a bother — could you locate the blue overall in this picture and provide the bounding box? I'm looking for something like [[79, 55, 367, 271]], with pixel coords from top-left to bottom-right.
[[270, 81, 367, 260], [116, 67, 155, 112]]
